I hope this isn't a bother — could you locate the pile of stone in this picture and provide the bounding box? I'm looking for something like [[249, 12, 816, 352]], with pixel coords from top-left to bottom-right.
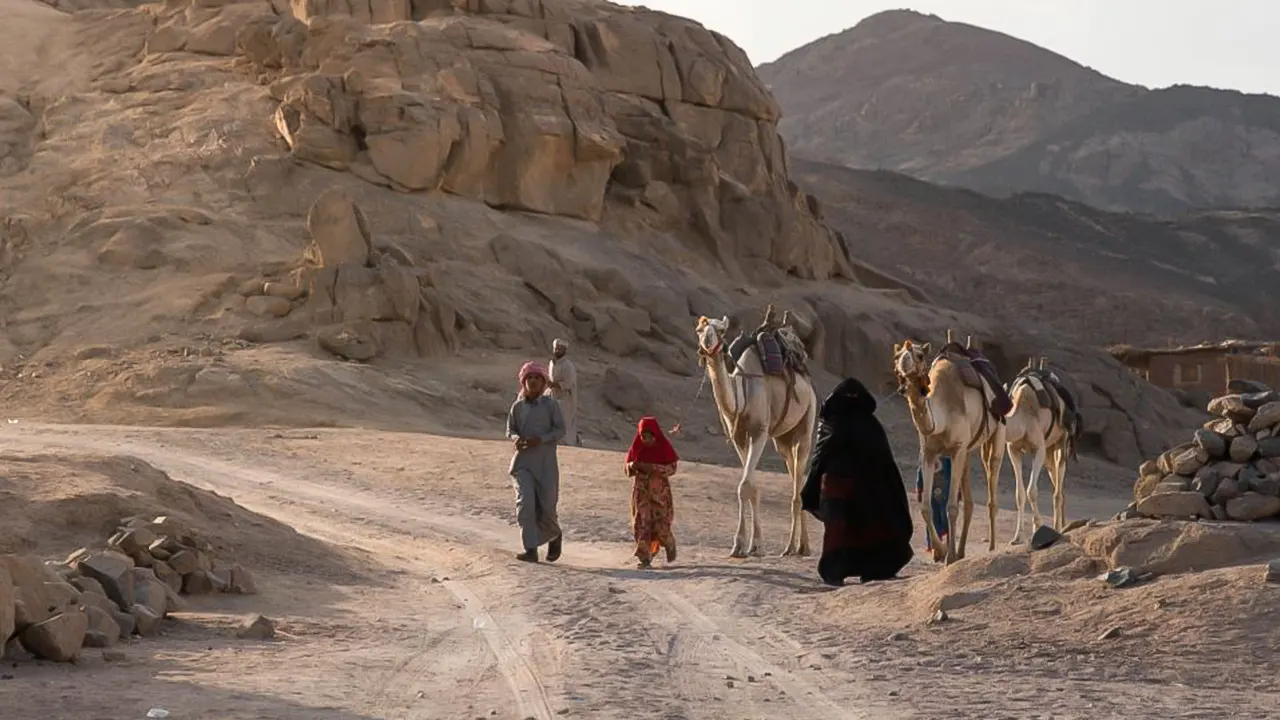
[[1131, 380, 1280, 522], [1, 514, 257, 663]]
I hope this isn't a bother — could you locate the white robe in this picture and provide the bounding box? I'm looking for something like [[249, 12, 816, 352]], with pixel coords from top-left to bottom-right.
[[548, 355, 579, 445]]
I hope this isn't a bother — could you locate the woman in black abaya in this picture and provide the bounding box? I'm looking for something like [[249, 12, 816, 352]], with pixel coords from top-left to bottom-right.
[[801, 377, 914, 586]]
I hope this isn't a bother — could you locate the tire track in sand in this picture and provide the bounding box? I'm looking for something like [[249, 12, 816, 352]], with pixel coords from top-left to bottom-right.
[[639, 585, 861, 720], [441, 579, 556, 720], [0, 429, 559, 720]]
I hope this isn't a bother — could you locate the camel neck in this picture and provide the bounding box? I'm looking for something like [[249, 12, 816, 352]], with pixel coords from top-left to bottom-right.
[[705, 352, 739, 421], [904, 379, 936, 436]]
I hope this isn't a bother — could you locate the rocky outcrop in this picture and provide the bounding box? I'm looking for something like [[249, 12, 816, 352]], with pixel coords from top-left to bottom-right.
[[2, 515, 260, 664], [1130, 383, 1280, 522], [228, 0, 848, 282]]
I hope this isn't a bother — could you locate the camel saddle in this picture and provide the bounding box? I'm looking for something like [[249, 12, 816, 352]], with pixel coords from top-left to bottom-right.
[[1012, 368, 1083, 460], [935, 342, 1012, 424], [729, 325, 810, 377]]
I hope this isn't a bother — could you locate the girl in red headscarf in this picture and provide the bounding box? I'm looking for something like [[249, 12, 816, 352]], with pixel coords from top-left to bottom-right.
[[626, 417, 680, 568]]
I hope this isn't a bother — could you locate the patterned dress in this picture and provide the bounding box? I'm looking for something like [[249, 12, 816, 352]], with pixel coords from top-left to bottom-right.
[[628, 461, 677, 563]]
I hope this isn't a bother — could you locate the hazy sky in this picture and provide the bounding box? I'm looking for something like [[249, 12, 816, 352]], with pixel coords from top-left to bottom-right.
[[615, 1, 1277, 96]]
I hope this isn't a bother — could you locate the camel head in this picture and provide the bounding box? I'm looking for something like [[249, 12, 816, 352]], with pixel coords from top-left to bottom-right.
[[695, 315, 731, 365], [892, 339, 932, 395]]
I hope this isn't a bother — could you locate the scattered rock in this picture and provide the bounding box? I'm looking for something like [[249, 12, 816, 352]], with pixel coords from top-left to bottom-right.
[[1228, 379, 1271, 395], [928, 609, 949, 624], [1266, 559, 1280, 584], [236, 614, 276, 640], [1193, 429, 1227, 458], [1103, 567, 1141, 589], [1136, 491, 1211, 519], [1062, 518, 1090, 533], [1030, 525, 1063, 550], [245, 295, 293, 317], [1225, 493, 1280, 521], [1248, 402, 1280, 433], [1230, 435, 1259, 463], [131, 605, 163, 637], [72, 550, 135, 611], [1097, 625, 1122, 640], [18, 609, 88, 662]]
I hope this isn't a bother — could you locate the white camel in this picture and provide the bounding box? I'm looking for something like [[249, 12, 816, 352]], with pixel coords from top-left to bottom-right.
[[694, 314, 818, 558], [1004, 360, 1074, 543], [893, 338, 1007, 564]]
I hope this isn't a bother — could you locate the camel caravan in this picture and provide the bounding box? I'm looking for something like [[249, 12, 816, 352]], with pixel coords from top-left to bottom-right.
[[693, 305, 1082, 566]]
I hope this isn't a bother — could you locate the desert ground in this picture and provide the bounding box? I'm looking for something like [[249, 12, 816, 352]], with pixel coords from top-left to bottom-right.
[[2, 0, 1279, 717], [4, 410, 1279, 719]]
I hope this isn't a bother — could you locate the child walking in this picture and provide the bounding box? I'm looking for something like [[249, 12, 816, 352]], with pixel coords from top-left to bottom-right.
[[625, 417, 679, 568]]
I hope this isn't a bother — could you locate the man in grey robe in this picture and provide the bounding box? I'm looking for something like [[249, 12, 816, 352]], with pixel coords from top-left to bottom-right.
[[507, 360, 566, 563], [548, 338, 580, 447]]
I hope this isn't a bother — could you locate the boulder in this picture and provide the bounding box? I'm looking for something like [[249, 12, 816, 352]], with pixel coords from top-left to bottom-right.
[[166, 550, 201, 575], [1225, 493, 1280, 521], [1248, 401, 1280, 433], [84, 605, 122, 643], [236, 614, 276, 640], [1241, 391, 1280, 410], [1193, 429, 1227, 459], [152, 560, 183, 594], [19, 609, 88, 662], [1259, 437, 1280, 458], [108, 528, 158, 556], [1252, 474, 1280, 497], [1171, 447, 1206, 476], [1229, 379, 1271, 394], [1136, 491, 1212, 519], [1209, 394, 1253, 420], [69, 575, 108, 597], [306, 189, 372, 268], [1212, 477, 1242, 505], [132, 569, 169, 618], [246, 295, 293, 317], [1190, 467, 1220, 497], [73, 550, 135, 611], [1229, 435, 1259, 463], [182, 570, 217, 595], [227, 564, 258, 595], [131, 605, 163, 637]]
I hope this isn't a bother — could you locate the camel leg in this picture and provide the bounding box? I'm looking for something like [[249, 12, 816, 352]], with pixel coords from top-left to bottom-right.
[[748, 481, 765, 557], [730, 436, 768, 558], [955, 451, 976, 560], [919, 453, 945, 563], [1008, 446, 1027, 545], [944, 451, 968, 565], [983, 431, 1005, 553], [779, 431, 812, 557], [1052, 446, 1068, 531], [1027, 441, 1048, 531]]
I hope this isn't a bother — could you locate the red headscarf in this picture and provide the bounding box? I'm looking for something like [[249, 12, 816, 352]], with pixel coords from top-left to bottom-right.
[[626, 416, 679, 465]]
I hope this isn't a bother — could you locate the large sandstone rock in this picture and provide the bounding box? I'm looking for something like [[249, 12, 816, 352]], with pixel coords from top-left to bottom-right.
[[306, 188, 373, 268], [237, 1, 849, 282], [1225, 493, 1280, 522], [1136, 491, 1211, 519], [72, 550, 135, 611], [19, 609, 87, 663], [301, 194, 458, 361]]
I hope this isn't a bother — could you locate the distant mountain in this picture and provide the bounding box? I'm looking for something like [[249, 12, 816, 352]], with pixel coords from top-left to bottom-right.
[[794, 157, 1280, 348], [758, 9, 1280, 215]]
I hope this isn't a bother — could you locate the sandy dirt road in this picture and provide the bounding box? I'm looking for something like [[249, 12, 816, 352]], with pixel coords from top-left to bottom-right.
[[2, 423, 1276, 719]]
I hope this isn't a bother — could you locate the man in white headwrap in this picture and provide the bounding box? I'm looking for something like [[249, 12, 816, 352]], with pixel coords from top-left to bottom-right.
[[547, 338, 580, 446]]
